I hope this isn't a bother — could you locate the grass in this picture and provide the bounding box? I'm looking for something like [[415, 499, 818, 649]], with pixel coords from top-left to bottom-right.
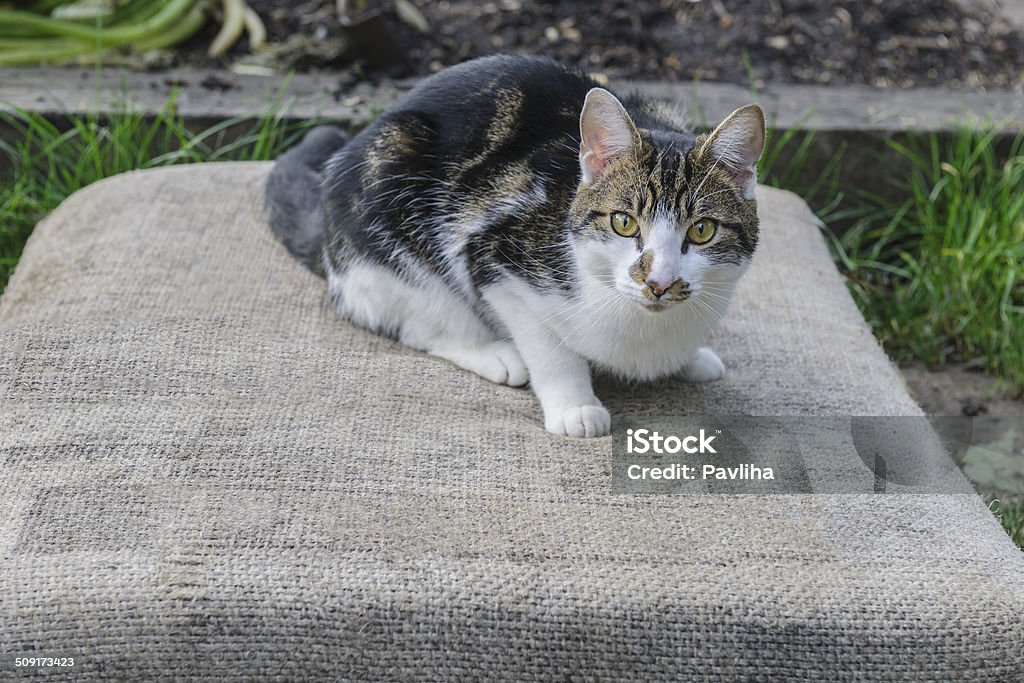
[[760, 124, 847, 218], [831, 129, 1024, 393], [761, 124, 1024, 395], [0, 93, 324, 292], [989, 496, 1024, 548]]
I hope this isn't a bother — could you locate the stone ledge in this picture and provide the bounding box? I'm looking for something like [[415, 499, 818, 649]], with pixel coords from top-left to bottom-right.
[[2, 67, 1022, 133]]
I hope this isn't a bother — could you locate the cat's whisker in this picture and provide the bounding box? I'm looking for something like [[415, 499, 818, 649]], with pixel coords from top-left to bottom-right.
[[554, 287, 628, 351], [495, 241, 618, 288], [689, 149, 727, 206], [494, 248, 578, 286], [572, 293, 632, 349], [687, 295, 727, 328], [697, 285, 741, 304], [689, 187, 736, 206], [694, 284, 736, 299], [684, 299, 712, 332], [493, 288, 604, 345]]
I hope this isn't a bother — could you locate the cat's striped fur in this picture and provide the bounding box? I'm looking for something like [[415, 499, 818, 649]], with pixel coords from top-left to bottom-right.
[[266, 55, 765, 437]]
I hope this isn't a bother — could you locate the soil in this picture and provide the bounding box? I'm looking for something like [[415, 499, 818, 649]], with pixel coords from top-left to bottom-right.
[[901, 362, 1024, 417], [901, 363, 1024, 502], [183, 0, 1024, 89]]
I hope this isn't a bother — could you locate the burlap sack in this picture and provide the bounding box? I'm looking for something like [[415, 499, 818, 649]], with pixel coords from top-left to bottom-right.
[[1, 163, 1020, 680]]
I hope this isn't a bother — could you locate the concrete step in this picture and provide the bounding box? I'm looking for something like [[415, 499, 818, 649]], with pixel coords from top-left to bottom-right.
[[2, 67, 1021, 133]]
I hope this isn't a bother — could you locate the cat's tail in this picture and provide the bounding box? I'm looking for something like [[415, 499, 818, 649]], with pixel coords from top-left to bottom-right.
[[265, 125, 349, 276]]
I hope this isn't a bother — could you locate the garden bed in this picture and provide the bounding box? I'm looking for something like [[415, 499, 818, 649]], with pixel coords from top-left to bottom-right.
[[184, 0, 1024, 91]]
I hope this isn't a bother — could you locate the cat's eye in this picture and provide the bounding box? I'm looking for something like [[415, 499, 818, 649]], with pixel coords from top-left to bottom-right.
[[687, 218, 718, 245], [610, 212, 638, 238]]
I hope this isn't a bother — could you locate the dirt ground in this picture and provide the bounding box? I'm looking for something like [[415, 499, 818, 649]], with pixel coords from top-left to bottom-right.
[[902, 363, 1024, 504], [901, 362, 1023, 417], [902, 363, 1021, 500], [189, 0, 1024, 89]]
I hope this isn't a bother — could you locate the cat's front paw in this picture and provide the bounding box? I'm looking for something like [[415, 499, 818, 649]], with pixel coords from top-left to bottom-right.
[[439, 341, 529, 387], [482, 341, 529, 387], [680, 347, 726, 383], [545, 403, 611, 438]]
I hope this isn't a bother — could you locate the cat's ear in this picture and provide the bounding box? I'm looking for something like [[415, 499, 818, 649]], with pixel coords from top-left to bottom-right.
[[579, 88, 639, 185], [697, 104, 766, 199]]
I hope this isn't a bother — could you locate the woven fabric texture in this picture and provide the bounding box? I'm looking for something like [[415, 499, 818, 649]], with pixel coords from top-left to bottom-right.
[[1, 162, 1021, 680]]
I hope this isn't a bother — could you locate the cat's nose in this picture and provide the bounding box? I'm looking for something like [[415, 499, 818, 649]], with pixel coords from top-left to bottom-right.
[[647, 279, 674, 298]]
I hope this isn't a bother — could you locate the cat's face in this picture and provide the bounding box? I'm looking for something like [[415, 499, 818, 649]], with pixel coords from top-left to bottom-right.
[[569, 91, 765, 314]]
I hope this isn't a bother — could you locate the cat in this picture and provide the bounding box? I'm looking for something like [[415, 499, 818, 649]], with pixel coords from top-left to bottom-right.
[[266, 55, 765, 438]]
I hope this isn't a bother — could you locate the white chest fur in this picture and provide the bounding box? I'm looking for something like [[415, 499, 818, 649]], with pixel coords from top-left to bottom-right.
[[557, 290, 724, 380], [496, 278, 732, 381]]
